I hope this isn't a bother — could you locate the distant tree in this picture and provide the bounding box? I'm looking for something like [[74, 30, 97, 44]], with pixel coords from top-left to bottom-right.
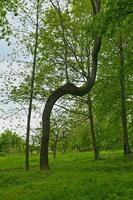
[[92, 13, 133, 153], [117, 25, 132, 155], [30, 134, 40, 155], [0, 130, 25, 154], [70, 123, 91, 152], [50, 116, 71, 158]]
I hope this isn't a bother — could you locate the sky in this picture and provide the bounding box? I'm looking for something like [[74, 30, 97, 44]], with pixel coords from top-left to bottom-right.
[[0, 39, 12, 60], [0, 0, 69, 136], [0, 38, 42, 136], [0, 1, 41, 136]]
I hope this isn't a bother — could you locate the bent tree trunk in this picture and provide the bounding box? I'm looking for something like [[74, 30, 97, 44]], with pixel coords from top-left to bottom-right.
[[40, 37, 101, 170], [40, 83, 93, 169], [40, 0, 101, 170], [87, 94, 99, 160]]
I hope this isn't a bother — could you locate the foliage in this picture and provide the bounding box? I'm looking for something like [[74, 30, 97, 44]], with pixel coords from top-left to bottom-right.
[[0, 130, 25, 154], [69, 122, 91, 151], [0, 0, 18, 39]]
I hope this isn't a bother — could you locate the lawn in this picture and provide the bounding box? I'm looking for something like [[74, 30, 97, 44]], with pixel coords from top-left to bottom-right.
[[0, 151, 133, 200]]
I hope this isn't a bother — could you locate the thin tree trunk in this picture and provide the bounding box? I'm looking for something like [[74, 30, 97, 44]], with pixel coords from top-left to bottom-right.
[[25, 0, 39, 170], [119, 36, 131, 155], [40, 0, 101, 170], [120, 68, 131, 155], [53, 134, 58, 159], [87, 94, 99, 160], [62, 141, 68, 154]]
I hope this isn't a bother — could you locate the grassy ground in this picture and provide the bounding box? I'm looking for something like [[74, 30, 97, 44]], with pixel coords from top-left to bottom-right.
[[0, 151, 133, 200]]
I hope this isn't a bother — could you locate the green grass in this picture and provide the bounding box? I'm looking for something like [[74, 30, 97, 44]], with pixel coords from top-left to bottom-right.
[[0, 151, 133, 200]]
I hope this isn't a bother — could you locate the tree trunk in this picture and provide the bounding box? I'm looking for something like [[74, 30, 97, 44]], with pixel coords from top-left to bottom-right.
[[120, 74, 131, 154], [62, 141, 68, 155], [25, 0, 39, 170], [40, 82, 93, 170], [53, 134, 58, 159], [87, 94, 99, 160], [120, 68, 131, 155], [119, 36, 131, 155]]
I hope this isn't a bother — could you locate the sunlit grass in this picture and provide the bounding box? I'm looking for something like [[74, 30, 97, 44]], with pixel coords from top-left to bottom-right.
[[0, 151, 133, 200]]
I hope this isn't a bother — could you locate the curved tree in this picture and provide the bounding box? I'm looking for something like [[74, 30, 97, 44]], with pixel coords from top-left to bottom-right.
[[40, 0, 102, 170]]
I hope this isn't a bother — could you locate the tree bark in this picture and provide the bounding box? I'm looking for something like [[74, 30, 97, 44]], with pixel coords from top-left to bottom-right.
[[120, 68, 131, 155], [119, 36, 131, 155], [87, 94, 99, 160], [40, 0, 101, 170], [53, 134, 58, 159]]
